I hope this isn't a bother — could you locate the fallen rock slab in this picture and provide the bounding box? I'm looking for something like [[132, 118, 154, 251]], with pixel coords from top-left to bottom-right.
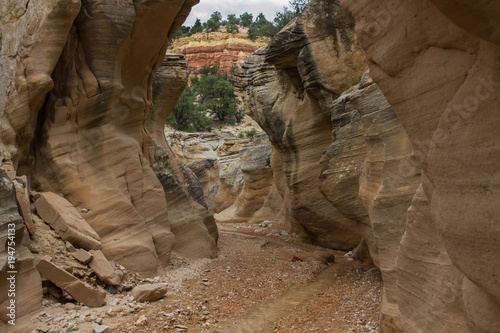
[[131, 283, 168, 302], [34, 192, 101, 250], [93, 325, 110, 333], [36, 259, 106, 307], [89, 250, 121, 286], [13, 176, 36, 235], [291, 251, 336, 264], [73, 249, 93, 264]]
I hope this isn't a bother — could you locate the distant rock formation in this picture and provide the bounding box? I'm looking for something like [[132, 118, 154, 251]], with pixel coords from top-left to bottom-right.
[[171, 31, 267, 74], [215, 133, 279, 223], [235, 0, 367, 249], [149, 55, 218, 259], [340, 0, 500, 331]]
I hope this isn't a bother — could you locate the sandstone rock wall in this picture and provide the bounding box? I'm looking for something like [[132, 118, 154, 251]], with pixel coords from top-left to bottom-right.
[[236, 0, 367, 249], [0, 168, 43, 332], [320, 72, 421, 331], [0, 1, 218, 329], [338, 0, 500, 332], [149, 56, 218, 258], [215, 133, 279, 223], [237, 0, 500, 331]]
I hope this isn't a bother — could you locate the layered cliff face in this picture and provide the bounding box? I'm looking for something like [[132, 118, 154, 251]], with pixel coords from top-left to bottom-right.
[[236, 0, 500, 331], [171, 32, 267, 74], [236, 0, 367, 249], [0, 169, 43, 332], [338, 0, 500, 332], [0, 0, 219, 329], [320, 72, 421, 331], [215, 133, 279, 223], [148, 55, 218, 258]]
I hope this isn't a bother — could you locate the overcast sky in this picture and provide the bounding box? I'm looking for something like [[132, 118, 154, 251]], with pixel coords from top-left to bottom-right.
[[184, 0, 292, 26]]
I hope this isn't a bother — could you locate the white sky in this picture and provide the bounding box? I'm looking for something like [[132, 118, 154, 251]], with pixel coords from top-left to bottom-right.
[[184, 0, 292, 26]]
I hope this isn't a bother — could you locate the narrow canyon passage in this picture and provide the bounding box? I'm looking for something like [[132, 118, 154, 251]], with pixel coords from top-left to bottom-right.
[[106, 223, 382, 333]]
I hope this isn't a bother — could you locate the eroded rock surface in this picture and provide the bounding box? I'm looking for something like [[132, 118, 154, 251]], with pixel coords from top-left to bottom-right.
[[340, 0, 500, 331], [149, 56, 218, 259], [0, 168, 43, 332], [1, 1, 211, 329], [171, 31, 266, 75], [236, 0, 366, 249], [320, 72, 421, 331], [215, 133, 276, 223]]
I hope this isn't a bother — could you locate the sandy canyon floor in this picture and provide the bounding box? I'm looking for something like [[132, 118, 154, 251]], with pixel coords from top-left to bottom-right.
[[33, 223, 381, 333]]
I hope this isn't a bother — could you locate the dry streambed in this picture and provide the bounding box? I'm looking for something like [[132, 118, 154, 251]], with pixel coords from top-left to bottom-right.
[[33, 223, 381, 333]]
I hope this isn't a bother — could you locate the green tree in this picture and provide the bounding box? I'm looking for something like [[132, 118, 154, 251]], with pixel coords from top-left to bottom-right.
[[226, 14, 240, 33], [240, 12, 253, 27], [167, 86, 212, 132], [248, 13, 275, 39], [190, 18, 203, 34], [227, 14, 240, 25], [274, 0, 309, 31], [211, 11, 222, 23], [195, 67, 240, 122], [206, 18, 220, 32]]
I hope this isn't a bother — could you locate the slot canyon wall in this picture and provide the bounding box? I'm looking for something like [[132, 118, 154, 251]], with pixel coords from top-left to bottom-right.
[[339, 0, 500, 332], [1, 0, 218, 330], [236, 0, 500, 332], [234, 0, 368, 250]]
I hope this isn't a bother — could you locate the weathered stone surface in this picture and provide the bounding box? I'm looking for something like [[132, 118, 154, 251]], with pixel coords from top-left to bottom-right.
[[153, 141, 218, 259], [89, 250, 120, 286], [166, 131, 224, 199], [93, 325, 110, 333], [319, 72, 421, 330], [131, 283, 168, 302], [73, 248, 92, 265], [1, 0, 201, 277], [149, 55, 218, 259], [215, 133, 275, 223], [171, 31, 266, 75], [148, 54, 189, 149], [35, 192, 101, 250], [236, 0, 366, 249], [0, 168, 43, 332], [341, 0, 500, 331], [209, 154, 243, 213], [13, 176, 36, 235], [36, 258, 105, 307]]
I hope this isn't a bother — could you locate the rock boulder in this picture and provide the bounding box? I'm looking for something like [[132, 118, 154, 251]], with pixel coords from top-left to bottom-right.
[[35, 192, 101, 250]]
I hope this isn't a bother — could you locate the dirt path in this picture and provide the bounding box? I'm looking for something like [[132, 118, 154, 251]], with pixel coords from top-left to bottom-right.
[[33, 223, 382, 333], [215, 260, 351, 333]]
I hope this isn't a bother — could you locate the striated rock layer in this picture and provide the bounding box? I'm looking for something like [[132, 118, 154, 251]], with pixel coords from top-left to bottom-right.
[[320, 72, 421, 331], [149, 55, 218, 258], [340, 0, 500, 332], [0, 1, 219, 329], [236, 0, 367, 249], [171, 32, 266, 74], [0, 168, 43, 332], [215, 133, 278, 223]]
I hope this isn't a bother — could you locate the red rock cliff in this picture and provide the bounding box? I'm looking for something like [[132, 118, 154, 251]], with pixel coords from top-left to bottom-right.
[[171, 32, 267, 74]]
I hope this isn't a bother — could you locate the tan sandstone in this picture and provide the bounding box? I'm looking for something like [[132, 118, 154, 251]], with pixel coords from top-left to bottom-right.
[[235, 0, 367, 249], [340, 0, 500, 331], [35, 192, 101, 250], [36, 258, 106, 308]]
